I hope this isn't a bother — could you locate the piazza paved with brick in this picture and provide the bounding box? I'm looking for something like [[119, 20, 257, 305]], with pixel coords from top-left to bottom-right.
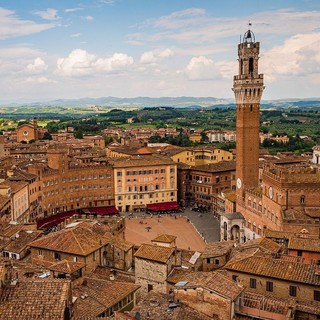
[[122, 207, 220, 250]]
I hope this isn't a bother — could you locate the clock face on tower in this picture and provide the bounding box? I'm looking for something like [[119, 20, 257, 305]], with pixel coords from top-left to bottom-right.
[[269, 186, 273, 199], [237, 178, 242, 189]]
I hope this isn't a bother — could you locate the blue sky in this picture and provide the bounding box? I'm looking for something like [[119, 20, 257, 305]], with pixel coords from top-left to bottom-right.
[[1, 0, 320, 102]]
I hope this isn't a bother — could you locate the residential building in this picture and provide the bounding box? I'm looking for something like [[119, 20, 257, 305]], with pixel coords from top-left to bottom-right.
[[225, 255, 320, 319], [287, 237, 320, 264], [182, 161, 236, 210], [111, 155, 177, 212], [73, 277, 140, 318], [1, 229, 42, 260], [134, 243, 182, 296], [167, 269, 244, 320], [30, 221, 112, 272], [201, 240, 235, 271], [0, 180, 29, 222]]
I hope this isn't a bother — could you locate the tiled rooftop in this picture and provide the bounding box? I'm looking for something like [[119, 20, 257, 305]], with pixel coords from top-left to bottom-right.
[[241, 291, 290, 315], [129, 290, 211, 320], [152, 234, 177, 244], [167, 268, 243, 300], [73, 277, 140, 318], [201, 240, 235, 258], [0, 279, 70, 320], [48, 260, 86, 274], [192, 160, 236, 172], [264, 229, 294, 239], [111, 155, 174, 167], [0, 222, 24, 239], [288, 237, 320, 253], [240, 237, 282, 254], [30, 221, 111, 256], [0, 180, 28, 194], [3, 230, 42, 254], [134, 243, 175, 263], [225, 256, 320, 285]]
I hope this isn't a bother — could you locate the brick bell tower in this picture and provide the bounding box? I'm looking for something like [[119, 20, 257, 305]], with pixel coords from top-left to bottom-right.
[[233, 26, 264, 202]]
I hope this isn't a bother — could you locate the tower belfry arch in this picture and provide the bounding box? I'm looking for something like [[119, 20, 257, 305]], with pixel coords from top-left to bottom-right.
[[233, 26, 264, 204]]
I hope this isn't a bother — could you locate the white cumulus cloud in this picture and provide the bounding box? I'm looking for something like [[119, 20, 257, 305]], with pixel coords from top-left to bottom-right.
[[57, 49, 133, 76], [262, 32, 320, 81], [26, 57, 48, 74], [140, 48, 173, 64], [184, 56, 220, 80], [34, 8, 60, 21]]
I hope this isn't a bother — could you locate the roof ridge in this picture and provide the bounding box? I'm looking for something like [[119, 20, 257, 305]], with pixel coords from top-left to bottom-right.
[[71, 227, 92, 255]]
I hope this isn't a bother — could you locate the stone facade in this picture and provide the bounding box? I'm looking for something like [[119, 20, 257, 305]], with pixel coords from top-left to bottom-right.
[[134, 244, 181, 297], [174, 287, 235, 320]]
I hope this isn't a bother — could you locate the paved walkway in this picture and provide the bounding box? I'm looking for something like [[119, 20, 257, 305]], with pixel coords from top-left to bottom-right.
[[182, 208, 221, 243], [125, 215, 206, 251], [121, 207, 221, 249]]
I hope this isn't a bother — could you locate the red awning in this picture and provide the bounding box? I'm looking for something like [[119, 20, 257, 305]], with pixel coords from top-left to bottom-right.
[[146, 201, 179, 212], [37, 210, 77, 230], [37, 206, 119, 230]]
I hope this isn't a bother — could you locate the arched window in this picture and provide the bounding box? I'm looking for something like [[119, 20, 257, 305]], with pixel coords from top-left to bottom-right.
[[249, 57, 254, 74], [300, 195, 305, 204]]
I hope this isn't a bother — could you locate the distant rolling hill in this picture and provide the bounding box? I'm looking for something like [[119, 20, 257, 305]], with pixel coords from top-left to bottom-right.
[[0, 96, 319, 109]]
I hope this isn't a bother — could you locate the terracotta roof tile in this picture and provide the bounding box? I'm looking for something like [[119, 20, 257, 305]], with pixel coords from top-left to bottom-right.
[[296, 300, 320, 315], [134, 244, 175, 263], [192, 161, 236, 172], [264, 229, 294, 239], [152, 234, 177, 244], [111, 155, 174, 168], [48, 260, 86, 274], [0, 180, 28, 194], [30, 222, 111, 256], [0, 223, 24, 239], [0, 279, 70, 320], [169, 269, 243, 300], [3, 230, 42, 254], [225, 256, 320, 285], [240, 237, 282, 253], [73, 277, 140, 318], [201, 240, 235, 258], [176, 306, 212, 320], [288, 237, 320, 253]]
